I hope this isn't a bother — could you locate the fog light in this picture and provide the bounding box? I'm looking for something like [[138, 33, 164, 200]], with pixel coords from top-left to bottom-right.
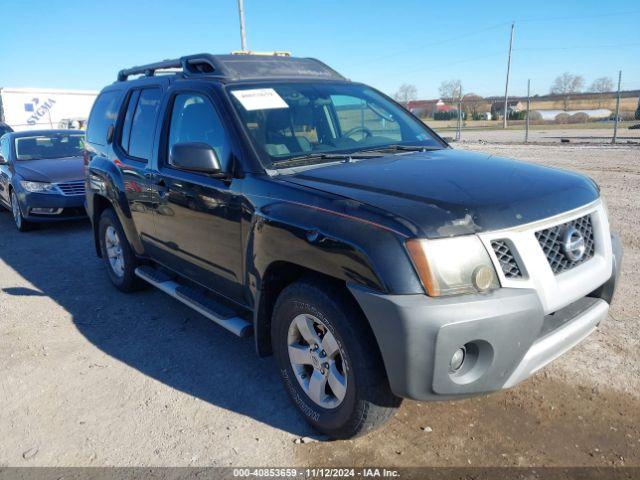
[[450, 347, 466, 372], [472, 265, 495, 292], [30, 207, 62, 215]]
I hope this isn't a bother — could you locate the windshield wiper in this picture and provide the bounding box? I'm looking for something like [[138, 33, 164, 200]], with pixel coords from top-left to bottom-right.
[[361, 144, 444, 154], [271, 151, 382, 168]]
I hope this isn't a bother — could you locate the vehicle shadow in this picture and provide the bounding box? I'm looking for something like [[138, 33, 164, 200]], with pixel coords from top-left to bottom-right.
[[0, 210, 316, 438]]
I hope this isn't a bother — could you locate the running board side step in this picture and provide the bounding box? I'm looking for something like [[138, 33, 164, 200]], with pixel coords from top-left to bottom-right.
[[134, 266, 253, 338]]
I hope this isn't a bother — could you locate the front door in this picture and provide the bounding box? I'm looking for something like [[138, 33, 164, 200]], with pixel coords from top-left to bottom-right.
[[150, 90, 244, 302]]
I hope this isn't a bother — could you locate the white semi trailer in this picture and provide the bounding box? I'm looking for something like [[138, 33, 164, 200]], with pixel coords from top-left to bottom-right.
[[0, 87, 98, 132]]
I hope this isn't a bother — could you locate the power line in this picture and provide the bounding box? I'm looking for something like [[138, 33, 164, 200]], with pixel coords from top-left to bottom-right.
[[347, 22, 512, 68], [514, 42, 640, 52], [515, 10, 640, 23], [381, 51, 505, 79], [344, 10, 639, 71]]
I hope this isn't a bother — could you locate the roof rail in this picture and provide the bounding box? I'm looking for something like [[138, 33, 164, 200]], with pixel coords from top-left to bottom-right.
[[231, 50, 291, 57], [116, 53, 347, 82], [117, 54, 227, 82]]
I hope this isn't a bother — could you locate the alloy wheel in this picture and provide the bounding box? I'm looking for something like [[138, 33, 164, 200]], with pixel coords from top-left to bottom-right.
[[105, 226, 125, 278], [11, 192, 22, 230], [287, 313, 348, 409]]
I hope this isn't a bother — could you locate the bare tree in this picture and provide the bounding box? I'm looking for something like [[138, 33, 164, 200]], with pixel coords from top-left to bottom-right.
[[461, 93, 486, 119], [393, 84, 418, 105], [589, 77, 613, 93], [550, 73, 585, 110], [439, 79, 463, 102], [589, 77, 614, 108]]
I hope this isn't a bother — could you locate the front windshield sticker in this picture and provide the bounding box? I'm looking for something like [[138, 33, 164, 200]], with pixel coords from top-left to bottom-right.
[[231, 88, 289, 111]]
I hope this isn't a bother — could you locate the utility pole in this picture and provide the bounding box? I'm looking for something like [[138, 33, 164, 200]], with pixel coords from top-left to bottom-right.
[[525, 79, 531, 143], [237, 0, 248, 52], [456, 86, 463, 141], [612, 70, 622, 144], [503, 22, 515, 129]]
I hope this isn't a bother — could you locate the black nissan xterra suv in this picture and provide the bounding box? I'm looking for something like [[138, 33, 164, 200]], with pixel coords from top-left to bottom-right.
[[85, 53, 622, 439]]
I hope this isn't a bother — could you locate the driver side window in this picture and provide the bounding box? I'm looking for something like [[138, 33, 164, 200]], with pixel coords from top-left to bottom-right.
[[331, 95, 402, 142], [168, 93, 231, 172]]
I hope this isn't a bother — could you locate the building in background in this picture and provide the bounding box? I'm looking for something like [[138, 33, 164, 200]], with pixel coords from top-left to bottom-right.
[[0, 88, 98, 132], [407, 99, 462, 118]]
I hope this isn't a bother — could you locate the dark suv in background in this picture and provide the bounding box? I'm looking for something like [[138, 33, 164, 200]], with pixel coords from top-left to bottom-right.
[[85, 53, 621, 438]]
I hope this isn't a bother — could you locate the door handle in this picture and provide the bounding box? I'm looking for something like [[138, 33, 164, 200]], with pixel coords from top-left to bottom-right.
[[156, 178, 169, 199]]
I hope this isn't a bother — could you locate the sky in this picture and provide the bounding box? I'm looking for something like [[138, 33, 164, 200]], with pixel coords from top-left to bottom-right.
[[1, 0, 638, 99]]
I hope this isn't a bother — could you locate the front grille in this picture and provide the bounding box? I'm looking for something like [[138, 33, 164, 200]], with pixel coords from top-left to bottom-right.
[[56, 180, 85, 196], [535, 214, 595, 274], [491, 239, 523, 278]]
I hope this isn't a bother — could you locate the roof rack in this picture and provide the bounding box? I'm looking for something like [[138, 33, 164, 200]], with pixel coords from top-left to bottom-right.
[[117, 54, 227, 82], [117, 53, 347, 83], [231, 50, 291, 57]]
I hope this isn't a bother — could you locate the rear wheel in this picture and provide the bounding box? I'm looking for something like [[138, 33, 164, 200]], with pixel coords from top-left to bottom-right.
[[11, 190, 32, 232], [272, 279, 401, 439], [98, 208, 145, 292]]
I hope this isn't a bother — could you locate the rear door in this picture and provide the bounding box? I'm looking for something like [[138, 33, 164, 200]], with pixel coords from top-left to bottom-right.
[[148, 86, 245, 302], [113, 86, 163, 246]]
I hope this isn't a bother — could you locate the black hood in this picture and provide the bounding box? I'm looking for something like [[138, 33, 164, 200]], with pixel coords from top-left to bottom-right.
[[281, 149, 599, 238], [14, 157, 85, 183]]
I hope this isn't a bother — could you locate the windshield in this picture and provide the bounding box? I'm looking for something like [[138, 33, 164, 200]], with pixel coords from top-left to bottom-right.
[[228, 83, 444, 168], [15, 133, 84, 161]]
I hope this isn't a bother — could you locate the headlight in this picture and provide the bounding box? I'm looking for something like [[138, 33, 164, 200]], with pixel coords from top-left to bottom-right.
[[20, 181, 60, 194], [406, 235, 499, 297]]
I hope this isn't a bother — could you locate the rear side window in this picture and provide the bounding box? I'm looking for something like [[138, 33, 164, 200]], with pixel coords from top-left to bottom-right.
[[119, 90, 140, 154], [127, 88, 162, 161], [87, 91, 123, 145]]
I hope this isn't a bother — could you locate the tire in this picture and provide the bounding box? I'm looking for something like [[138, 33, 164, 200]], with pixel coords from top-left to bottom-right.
[[98, 208, 145, 292], [11, 190, 32, 232], [272, 279, 401, 439]]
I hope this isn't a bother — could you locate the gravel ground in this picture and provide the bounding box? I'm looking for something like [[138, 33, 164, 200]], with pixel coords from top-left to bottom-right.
[[0, 142, 638, 467]]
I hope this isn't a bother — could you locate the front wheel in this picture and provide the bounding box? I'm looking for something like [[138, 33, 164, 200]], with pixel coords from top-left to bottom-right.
[[98, 208, 145, 292], [11, 190, 31, 232], [272, 280, 401, 439]]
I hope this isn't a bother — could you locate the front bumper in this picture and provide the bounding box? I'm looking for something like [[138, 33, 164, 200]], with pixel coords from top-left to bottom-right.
[[16, 190, 87, 222], [348, 234, 622, 401]]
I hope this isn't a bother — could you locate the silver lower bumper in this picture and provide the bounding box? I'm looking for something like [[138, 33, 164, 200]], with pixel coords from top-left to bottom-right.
[[504, 298, 609, 388]]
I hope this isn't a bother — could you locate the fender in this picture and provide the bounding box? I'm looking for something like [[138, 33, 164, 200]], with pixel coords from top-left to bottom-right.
[[243, 181, 425, 356], [87, 155, 146, 257]]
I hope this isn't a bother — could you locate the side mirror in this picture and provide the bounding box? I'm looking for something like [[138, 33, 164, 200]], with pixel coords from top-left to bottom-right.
[[170, 142, 222, 174], [0, 155, 6, 165]]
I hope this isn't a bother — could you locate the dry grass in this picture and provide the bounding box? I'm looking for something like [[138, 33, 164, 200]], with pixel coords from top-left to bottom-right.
[[425, 119, 637, 132]]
